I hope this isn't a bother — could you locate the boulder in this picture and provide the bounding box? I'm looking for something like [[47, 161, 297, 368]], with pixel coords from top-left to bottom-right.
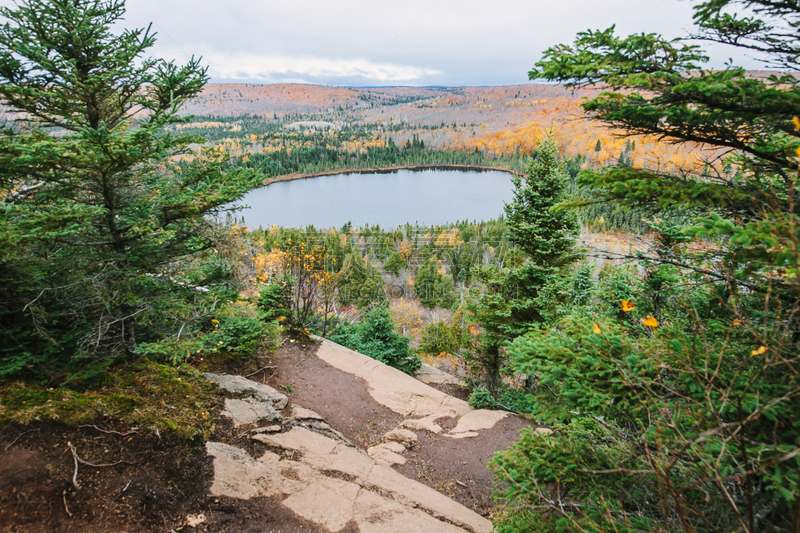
[[383, 428, 419, 447], [203, 373, 288, 409], [289, 405, 325, 421], [221, 398, 281, 427]]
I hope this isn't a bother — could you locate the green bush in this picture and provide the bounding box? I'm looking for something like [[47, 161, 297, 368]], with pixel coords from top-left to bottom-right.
[[257, 282, 292, 324], [468, 386, 496, 409], [497, 388, 536, 414], [329, 307, 420, 375], [205, 311, 274, 356], [418, 321, 460, 355], [490, 417, 664, 533], [136, 338, 205, 364]]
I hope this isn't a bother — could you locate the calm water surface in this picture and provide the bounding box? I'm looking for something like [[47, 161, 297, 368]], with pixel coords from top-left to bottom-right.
[[230, 169, 515, 229]]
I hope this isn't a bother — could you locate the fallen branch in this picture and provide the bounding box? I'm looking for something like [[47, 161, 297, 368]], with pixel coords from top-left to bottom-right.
[[3, 428, 40, 451], [79, 424, 138, 437], [114, 480, 132, 502], [245, 365, 277, 378], [67, 440, 127, 490], [62, 490, 72, 518]]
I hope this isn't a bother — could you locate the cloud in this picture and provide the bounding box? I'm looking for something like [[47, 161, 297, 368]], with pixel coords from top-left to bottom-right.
[[202, 52, 441, 84]]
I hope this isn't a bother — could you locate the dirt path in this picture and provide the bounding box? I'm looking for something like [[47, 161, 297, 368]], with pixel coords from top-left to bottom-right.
[[1, 334, 535, 531], [264, 336, 407, 450], [266, 336, 535, 516]]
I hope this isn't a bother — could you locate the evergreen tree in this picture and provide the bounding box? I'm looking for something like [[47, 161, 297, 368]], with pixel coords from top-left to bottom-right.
[[491, 2, 800, 531], [383, 251, 406, 276], [339, 251, 386, 309], [504, 136, 579, 266], [433, 274, 456, 309], [323, 231, 345, 272], [329, 307, 419, 375], [468, 136, 579, 390], [0, 0, 261, 378], [414, 256, 439, 308]]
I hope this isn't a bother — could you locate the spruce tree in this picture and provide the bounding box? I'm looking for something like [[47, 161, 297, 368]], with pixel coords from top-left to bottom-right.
[[468, 137, 579, 389], [415, 256, 440, 308], [0, 0, 261, 377], [383, 251, 406, 276], [504, 135, 579, 266]]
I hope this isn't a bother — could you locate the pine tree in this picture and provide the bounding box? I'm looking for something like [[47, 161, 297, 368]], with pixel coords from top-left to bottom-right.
[[0, 0, 261, 377], [383, 251, 406, 276], [414, 256, 439, 308], [504, 136, 579, 266]]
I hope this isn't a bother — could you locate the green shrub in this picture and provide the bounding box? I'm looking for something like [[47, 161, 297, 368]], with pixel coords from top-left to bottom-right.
[[490, 417, 660, 533], [418, 321, 460, 355], [497, 388, 536, 414], [468, 386, 496, 409], [205, 311, 274, 356], [329, 307, 420, 374], [257, 282, 292, 324], [136, 338, 205, 364]]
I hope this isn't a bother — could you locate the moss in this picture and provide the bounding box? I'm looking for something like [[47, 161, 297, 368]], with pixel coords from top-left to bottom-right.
[[0, 361, 224, 441]]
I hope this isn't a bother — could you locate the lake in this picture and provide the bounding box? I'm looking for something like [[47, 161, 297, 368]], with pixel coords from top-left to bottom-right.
[[229, 168, 516, 229]]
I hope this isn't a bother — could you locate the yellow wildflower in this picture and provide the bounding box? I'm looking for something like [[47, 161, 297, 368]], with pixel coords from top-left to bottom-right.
[[641, 316, 658, 328], [750, 345, 767, 357]]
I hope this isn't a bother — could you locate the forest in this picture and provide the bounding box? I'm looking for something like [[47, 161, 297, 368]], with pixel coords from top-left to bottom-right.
[[1, 0, 799, 532]]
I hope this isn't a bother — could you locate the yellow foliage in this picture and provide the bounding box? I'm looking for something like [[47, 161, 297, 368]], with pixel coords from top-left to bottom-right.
[[397, 239, 413, 261], [641, 316, 658, 328], [750, 345, 768, 357]]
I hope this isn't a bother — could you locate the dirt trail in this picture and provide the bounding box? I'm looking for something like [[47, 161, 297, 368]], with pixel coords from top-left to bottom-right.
[[1, 335, 536, 531], [269, 336, 535, 515]]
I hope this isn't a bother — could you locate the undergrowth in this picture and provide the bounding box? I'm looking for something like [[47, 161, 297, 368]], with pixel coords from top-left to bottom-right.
[[0, 361, 225, 441]]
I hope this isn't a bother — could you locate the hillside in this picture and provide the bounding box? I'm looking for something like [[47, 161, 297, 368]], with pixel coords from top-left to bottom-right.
[[1, 334, 528, 532], [182, 82, 722, 177]]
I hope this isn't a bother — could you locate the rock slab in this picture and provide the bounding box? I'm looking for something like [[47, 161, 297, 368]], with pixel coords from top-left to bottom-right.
[[208, 427, 491, 533], [203, 373, 288, 409], [221, 398, 281, 427]]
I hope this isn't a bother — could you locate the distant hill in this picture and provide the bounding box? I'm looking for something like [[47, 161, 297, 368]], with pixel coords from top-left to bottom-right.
[[183, 82, 723, 176]]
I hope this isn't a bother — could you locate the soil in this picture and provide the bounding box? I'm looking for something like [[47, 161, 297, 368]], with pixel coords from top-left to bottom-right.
[[261, 336, 535, 517], [394, 415, 534, 516], [265, 336, 406, 449], [423, 381, 472, 402], [0, 333, 534, 530], [0, 416, 323, 532]]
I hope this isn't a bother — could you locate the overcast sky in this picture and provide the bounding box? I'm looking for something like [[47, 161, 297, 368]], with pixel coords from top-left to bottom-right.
[[13, 0, 761, 86]]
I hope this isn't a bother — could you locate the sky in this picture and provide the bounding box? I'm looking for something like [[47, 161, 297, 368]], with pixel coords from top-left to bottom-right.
[[12, 0, 762, 87]]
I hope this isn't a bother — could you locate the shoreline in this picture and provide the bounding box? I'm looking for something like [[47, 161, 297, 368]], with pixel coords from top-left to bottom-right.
[[258, 164, 524, 187]]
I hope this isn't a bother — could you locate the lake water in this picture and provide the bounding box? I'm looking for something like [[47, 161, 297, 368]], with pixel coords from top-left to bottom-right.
[[229, 168, 516, 229]]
